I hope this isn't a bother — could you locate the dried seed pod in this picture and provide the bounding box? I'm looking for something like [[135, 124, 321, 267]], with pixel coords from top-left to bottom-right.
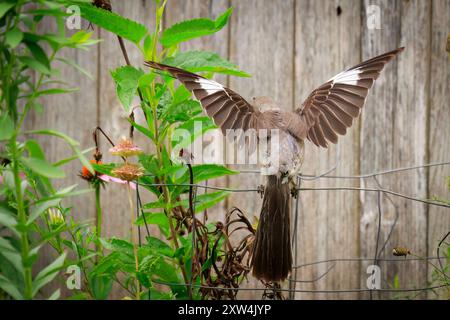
[[392, 246, 411, 257]]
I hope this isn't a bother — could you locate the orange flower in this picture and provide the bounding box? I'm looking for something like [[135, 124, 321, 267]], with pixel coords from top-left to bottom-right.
[[80, 159, 102, 181]]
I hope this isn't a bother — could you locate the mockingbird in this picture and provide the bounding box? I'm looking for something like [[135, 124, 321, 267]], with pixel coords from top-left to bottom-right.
[[145, 47, 404, 282]]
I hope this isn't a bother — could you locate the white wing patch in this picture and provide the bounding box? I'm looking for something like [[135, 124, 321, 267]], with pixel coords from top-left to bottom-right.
[[329, 68, 362, 86]]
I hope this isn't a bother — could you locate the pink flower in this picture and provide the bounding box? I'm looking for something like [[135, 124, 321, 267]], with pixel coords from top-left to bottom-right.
[[98, 174, 136, 190]]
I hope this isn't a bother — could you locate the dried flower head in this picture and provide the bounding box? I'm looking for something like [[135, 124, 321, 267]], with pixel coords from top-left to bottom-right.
[[112, 163, 143, 181], [392, 246, 411, 257], [109, 137, 143, 158], [48, 208, 64, 227]]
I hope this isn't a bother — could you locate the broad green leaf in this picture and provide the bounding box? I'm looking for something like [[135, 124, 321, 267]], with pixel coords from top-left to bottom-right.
[[164, 99, 202, 123], [24, 139, 46, 159], [21, 157, 65, 179], [145, 236, 173, 258], [111, 66, 144, 112], [5, 27, 23, 49], [160, 8, 233, 47], [179, 164, 238, 184], [162, 51, 250, 77], [101, 238, 133, 255], [88, 274, 113, 300], [77, 3, 148, 43], [0, 1, 15, 19], [32, 252, 66, 297], [0, 113, 14, 140], [28, 198, 61, 225], [171, 116, 216, 149], [135, 213, 168, 236], [0, 274, 23, 300], [175, 191, 230, 213], [18, 56, 50, 74]]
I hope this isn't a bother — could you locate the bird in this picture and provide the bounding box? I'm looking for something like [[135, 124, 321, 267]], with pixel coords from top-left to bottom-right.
[[145, 47, 404, 283]]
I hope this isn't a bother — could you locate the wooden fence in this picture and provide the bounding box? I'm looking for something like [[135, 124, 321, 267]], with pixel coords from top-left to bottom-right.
[[29, 0, 450, 299]]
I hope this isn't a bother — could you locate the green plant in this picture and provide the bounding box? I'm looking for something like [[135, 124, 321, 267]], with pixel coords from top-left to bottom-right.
[[0, 0, 98, 299], [77, 0, 254, 300]]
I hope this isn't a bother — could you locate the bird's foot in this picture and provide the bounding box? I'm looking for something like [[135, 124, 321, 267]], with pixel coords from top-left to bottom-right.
[[257, 184, 265, 198], [289, 177, 299, 198]]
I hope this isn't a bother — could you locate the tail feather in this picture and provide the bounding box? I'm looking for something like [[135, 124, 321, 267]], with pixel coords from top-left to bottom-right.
[[252, 175, 292, 282]]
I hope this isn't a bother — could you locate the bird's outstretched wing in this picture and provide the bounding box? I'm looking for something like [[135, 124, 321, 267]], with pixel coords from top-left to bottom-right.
[[144, 61, 262, 135], [295, 47, 404, 148]]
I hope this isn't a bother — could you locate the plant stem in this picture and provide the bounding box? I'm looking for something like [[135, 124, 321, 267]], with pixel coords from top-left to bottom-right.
[[95, 185, 102, 262], [127, 183, 140, 300], [10, 134, 33, 299]]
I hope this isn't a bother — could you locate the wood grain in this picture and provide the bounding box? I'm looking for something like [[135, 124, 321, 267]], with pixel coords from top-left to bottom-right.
[[228, 0, 295, 299], [427, 0, 450, 300], [294, 0, 361, 300]]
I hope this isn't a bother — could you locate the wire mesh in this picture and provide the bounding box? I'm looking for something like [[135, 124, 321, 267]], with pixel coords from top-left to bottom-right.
[[135, 160, 450, 299]]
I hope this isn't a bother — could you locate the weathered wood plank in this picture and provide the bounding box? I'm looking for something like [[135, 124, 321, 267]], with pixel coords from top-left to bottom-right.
[[294, 0, 361, 300], [427, 0, 450, 300], [360, 0, 430, 299], [228, 0, 295, 299]]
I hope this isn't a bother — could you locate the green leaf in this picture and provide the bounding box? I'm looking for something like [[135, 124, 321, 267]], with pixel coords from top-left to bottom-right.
[[111, 66, 144, 113], [164, 99, 202, 123], [27, 129, 93, 174], [56, 57, 92, 79], [0, 274, 23, 300], [77, 3, 148, 43], [24, 40, 50, 71], [28, 198, 61, 226], [18, 56, 50, 74], [171, 116, 216, 149], [0, 237, 23, 275], [145, 236, 174, 258], [175, 191, 230, 213], [0, 113, 14, 140], [0, 205, 18, 233], [162, 51, 250, 77], [5, 27, 23, 49], [101, 238, 133, 255], [0, 1, 15, 19], [35, 87, 79, 97], [21, 157, 66, 179], [48, 289, 61, 300], [179, 164, 238, 184], [135, 213, 168, 236], [88, 274, 113, 300], [160, 8, 233, 47], [32, 252, 66, 297]]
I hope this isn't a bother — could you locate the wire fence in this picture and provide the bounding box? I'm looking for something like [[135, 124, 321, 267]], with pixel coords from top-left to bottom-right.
[[135, 160, 450, 300]]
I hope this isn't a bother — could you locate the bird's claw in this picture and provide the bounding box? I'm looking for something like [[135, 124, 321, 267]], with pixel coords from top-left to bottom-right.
[[257, 184, 265, 198]]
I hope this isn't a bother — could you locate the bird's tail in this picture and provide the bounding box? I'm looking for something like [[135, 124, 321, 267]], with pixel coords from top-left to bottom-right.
[[252, 175, 292, 282]]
